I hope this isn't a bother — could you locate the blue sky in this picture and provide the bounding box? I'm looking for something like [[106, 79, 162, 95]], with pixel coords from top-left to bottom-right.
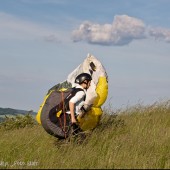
[[0, 0, 170, 111]]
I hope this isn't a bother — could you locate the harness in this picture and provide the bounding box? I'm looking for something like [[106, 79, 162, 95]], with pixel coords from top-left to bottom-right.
[[58, 87, 85, 138]]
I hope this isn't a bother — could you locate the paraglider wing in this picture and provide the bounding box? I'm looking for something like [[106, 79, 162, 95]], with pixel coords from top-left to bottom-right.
[[36, 53, 108, 138], [67, 54, 108, 130]]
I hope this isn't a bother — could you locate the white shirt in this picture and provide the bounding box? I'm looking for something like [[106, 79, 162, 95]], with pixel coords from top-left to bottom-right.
[[67, 85, 86, 115]]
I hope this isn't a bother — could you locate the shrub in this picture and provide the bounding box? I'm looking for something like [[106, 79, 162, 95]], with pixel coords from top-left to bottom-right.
[[0, 114, 36, 130]]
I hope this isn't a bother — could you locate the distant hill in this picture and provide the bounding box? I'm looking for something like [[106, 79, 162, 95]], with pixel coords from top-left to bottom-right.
[[0, 107, 37, 122]]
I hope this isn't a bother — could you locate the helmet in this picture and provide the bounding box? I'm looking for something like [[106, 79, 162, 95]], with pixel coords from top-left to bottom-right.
[[75, 73, 92, 84]]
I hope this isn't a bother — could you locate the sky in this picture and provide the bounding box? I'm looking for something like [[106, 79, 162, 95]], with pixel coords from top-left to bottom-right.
[[0, 0, 170, 112]]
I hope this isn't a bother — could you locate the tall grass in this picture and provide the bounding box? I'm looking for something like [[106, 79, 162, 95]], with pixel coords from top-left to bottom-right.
[[0, 101, 170, 169]]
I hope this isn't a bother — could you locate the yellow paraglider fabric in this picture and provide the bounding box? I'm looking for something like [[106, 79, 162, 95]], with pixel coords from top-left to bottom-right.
[[36, 90, 54, 124], [77, 76, 108, 131], [93, 77, 108, 107]]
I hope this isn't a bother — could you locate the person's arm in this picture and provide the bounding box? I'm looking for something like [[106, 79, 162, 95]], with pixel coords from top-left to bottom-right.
[[69, 90, 85, 123], [69, 101, 77, 123]]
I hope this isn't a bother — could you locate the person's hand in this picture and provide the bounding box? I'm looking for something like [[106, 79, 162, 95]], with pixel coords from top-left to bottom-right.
[[71, 118, 77, 124]]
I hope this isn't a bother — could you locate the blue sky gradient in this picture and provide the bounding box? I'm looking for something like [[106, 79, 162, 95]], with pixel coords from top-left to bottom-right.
[[0, 0, 170, 111]]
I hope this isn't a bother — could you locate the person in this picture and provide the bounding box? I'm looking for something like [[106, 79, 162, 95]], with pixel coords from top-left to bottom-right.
[[68, 73, 92, 127]]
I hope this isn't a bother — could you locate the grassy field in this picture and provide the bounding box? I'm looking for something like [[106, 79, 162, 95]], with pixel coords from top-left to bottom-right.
[[0, 101, 170, 169]]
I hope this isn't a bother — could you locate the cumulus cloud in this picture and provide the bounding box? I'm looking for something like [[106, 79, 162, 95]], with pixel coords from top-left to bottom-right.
[[72, 15, 146, 46], [72, 15, 170, 46]]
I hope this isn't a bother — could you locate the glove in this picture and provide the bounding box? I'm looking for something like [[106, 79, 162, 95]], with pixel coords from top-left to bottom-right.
[[71, 122, 82, 135]]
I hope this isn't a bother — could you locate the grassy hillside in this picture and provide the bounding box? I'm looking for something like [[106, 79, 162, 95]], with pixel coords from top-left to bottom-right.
[[0, 101, 170, 169]]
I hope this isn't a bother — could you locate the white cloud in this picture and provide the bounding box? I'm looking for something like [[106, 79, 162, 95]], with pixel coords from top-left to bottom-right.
[[0, 12, 61, 42], [72, 15, 146, 46], [1, 12, 170, 46], [148, 27, 170, 43], [72, 14, 170, 46]]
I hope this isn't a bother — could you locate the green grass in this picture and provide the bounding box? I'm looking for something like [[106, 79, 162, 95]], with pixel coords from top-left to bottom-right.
[[0, 101, 170, 169]]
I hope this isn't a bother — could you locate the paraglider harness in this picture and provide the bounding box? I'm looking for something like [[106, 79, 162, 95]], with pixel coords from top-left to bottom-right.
[[51, 87, 86, 138]]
